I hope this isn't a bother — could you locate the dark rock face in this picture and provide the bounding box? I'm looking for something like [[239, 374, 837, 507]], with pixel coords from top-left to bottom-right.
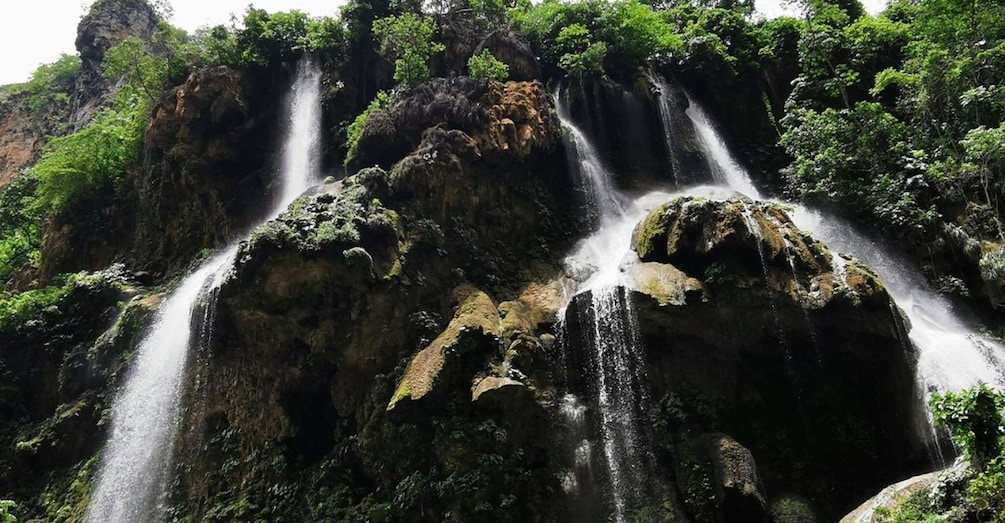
[[475, 30, 542, 82], [563, 197, 925, 521], [134, 65, 279, 273], [0, 268, 158, 517], [167, 80, 581, 521], [72, 0, 159, 128]]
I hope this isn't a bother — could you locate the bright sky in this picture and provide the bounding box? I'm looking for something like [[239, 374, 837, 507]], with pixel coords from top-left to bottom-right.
[[0, 0, 888, 86]]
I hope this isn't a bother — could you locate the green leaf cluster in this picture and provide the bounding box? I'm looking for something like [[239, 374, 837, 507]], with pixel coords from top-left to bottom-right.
[[346, 91, 391, 164], [31, 86, 147, 214], [0, 500, 15, 523], [237, 9, 347, 66], [0, 174, 41, 284], [931, 383, 1005, 471], [509, 0, 683, 76], [467, 49, 509, 82], [372, 13, 445, 86]]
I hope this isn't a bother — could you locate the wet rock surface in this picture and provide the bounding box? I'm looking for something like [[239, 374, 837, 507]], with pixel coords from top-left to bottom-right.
[[564, 196, 925, 521]]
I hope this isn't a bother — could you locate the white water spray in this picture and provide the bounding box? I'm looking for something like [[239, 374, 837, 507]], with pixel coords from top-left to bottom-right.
[[556, 87, 669, 522], [683, 94, 762, 199], [86, 60, 322, 522]]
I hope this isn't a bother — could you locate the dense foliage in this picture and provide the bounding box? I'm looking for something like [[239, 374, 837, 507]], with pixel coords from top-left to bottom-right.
[[881, 384, 1005, 521], [780, 0, 1005, 300], [467, 49, 509, 81], [372, 13, 445, 86], [31, 86, 147, 214]]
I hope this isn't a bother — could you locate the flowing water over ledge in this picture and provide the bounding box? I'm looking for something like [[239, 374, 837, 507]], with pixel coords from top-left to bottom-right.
[[555, 73, 1005, 520], [86, 60, 322, 522]]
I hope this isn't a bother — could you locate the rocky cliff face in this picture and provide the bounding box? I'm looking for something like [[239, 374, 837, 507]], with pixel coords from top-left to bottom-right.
[[164, 79, 581, 521], [618, 197, 924, 519], [0, 3, 957, 520], [134, 65, 281, 273], [72, 0, 159, 128]]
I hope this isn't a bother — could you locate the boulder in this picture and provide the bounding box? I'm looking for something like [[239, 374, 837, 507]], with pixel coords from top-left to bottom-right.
[[474, 30, 542, 82], [388, 285, 501, 412], [677, 433, 771, 523], [565, 197, 924, 520]]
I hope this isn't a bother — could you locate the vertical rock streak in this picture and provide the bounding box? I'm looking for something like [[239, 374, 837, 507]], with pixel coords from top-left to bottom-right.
[[86, 60, 322, 522]]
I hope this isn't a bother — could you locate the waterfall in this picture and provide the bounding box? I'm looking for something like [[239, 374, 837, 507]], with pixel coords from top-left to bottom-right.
[[556, 87, 665, 522], [677, 87, 1005, 442], [86, 59, 322, 523]]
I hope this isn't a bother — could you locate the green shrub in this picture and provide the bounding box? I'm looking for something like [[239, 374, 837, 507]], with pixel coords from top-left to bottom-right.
[[930, 383, 1005, 471], [967, 456, 1005, 521], [346, 91, 390, 164], [0, 174, 41, 284], [372, 14, 445, 86], [468, 49, 509, 81], [31, 86, 147, 213]]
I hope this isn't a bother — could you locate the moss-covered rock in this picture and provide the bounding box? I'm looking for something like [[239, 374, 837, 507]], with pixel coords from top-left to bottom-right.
[[676, 433, 770, 523], [564, 197, 924, 520], [0, 266, 159, 519], [388, 285, 501, 412]]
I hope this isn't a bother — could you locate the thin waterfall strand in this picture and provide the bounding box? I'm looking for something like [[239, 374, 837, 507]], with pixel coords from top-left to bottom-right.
[[86, 60, 322, 523]]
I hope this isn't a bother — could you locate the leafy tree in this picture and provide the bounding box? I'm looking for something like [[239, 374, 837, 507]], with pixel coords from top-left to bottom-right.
[[0, 174, 42, 284], [31, 87, 147, 213], [103, 36, 168, 102], [555, 23, 606, 76], [930, 383, 1005, 471], [509, 0, 682, 76], [237, 9, 347, 66], [372, 13, 444, 85], [467, 49, 509, 81], [0, 499, 15, 523]]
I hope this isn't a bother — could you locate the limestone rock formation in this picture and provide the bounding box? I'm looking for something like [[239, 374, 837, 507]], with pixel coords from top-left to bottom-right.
[[72, 0, 160, 128], [135, 65, 278, 273], [564, 196, 924, 520]]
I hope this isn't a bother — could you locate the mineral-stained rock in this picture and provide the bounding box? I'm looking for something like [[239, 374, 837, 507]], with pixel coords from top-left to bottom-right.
[[134, 65, 277, 274], [565, 197, 924, 520], [677, 433, 771, 523], [350, 78, 558, 171], [388, 285, 501, 412]]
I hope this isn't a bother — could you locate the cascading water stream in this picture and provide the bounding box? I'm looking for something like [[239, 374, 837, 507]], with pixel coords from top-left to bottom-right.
[[677, 85, 1005, 444], [86, 60, 322, 523], [555, 87, 665, 521]]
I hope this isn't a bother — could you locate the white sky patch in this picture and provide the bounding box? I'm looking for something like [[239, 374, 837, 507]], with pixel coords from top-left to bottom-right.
[[1, 0, 889, 86]]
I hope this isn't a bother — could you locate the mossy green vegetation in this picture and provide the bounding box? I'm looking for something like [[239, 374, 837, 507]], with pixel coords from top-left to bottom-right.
[[0, 175, 41, 284], [881, 384, 1005, 521], [468, 49, 509, 82], [0, 54, 80, 115], [30, 86, 147, 214], [346, 91, 390, 164]]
